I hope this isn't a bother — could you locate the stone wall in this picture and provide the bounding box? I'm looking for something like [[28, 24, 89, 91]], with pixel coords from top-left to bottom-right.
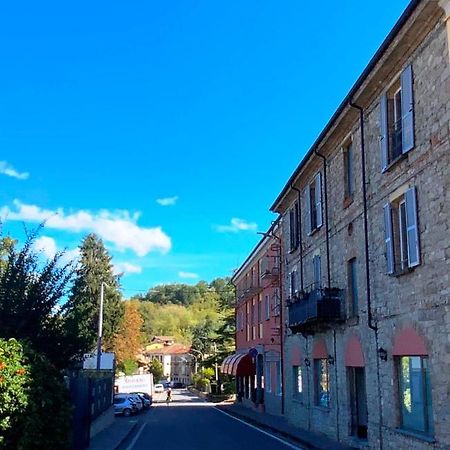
[[281, 5, 450, 450]]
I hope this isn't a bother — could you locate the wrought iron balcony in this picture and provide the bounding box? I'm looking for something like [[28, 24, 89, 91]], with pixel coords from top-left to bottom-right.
[[260, 266, 280, 281], [288, 287, 344, 333]]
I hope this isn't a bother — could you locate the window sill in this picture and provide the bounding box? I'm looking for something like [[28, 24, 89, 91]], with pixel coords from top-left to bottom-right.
[[390, 266, 414, 278], [394, 428, 435, 443], [343, 195, 354, 209], [384, 152, 408, 172], [308, 226, 321, 237], [289, 245, 300, 255]]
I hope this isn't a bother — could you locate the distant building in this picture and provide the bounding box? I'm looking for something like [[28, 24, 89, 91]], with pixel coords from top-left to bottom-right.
[[141, 337, 194, 385], [222, 220, 284, 416]]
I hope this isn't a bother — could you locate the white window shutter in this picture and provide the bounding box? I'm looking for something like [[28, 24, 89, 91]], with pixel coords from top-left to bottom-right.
[[380, 93, 389, 172], [383, 203, 394, 274], [289, 209, 294, 251], [315, 172, 323, 228], [305, 185, 311, 235], [405, 187, 420, 267], [293, 270, 298, 294], [401, 65, 414, 153], [312, 255, 321, 288]]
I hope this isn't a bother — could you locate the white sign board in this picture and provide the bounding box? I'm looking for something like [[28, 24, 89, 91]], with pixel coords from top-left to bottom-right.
[[83, 352, 115, 370], [115, 374, 154, 395]]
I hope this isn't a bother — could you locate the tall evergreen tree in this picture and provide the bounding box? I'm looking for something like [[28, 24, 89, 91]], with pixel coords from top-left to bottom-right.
[[66, 233, 124, 354]]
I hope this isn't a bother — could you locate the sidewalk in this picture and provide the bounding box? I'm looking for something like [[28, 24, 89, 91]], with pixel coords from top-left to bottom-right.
[[88, 415, 139, 450], [216, 403, 357, 450]]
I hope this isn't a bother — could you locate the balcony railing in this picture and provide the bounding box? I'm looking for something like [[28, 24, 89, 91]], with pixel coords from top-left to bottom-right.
[[260, 266, 280, 281], [288, 287, 344, 333], [236, 283, 263, 303]]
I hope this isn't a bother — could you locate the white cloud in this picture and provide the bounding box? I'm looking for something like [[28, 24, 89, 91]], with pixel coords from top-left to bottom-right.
[[114, 262, 143, 275], [1, 200, 172, 256], [178, 271, 199, 279], [0, 161, 29, 180], [33, 236, 80, 265], [215, 218, 258, 233], [156, 196, 179, 206], [34, 236, 58, 259]]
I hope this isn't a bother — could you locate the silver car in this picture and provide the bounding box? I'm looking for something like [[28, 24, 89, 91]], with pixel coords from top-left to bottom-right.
[[113, 394, 137, 417]]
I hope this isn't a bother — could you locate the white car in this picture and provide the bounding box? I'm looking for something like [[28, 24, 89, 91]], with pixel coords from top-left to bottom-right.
[[154, 383, 165, 393]]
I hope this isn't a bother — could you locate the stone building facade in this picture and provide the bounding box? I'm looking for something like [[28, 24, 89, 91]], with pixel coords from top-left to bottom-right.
[[269, 1, 450, 449], [222, 220, 284, 416]]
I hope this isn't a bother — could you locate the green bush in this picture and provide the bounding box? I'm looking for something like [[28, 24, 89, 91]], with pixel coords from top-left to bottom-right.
[[197, 378, 211, 392], [0, 339, 30, 447], [222, 381, 235, 395], [0, 338, 72, 450]]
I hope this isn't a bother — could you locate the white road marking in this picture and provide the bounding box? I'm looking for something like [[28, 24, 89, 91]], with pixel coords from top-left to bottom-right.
[[214, 407, 306, 450], [126, 422, 147, 450]]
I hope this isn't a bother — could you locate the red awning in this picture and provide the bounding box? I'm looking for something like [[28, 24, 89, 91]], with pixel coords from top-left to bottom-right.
[[221, 352, 256, 376]]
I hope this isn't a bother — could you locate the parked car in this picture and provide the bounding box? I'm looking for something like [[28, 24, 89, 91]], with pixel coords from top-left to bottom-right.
[[128, 393, 144, 411], [170, 382, 185, 389], [113, 394, 138, 417], [154, 383, 165, 393], [131, 392, 152, 409]]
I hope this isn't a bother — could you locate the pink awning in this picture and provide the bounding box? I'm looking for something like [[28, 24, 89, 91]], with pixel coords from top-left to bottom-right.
[[345, 335, 365, 367], [393, 327, 427, 356]]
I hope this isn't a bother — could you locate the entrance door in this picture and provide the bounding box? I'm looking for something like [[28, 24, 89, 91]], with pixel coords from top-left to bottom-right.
[[348, 367, 368, 439]]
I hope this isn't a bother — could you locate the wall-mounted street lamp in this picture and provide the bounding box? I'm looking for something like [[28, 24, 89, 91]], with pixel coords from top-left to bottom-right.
[[327, 355, 335, 365], [378, 347, 388, 361], [304, 357, 311, 367]]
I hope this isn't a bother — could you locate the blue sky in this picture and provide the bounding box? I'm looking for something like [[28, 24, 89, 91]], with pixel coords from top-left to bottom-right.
[[0, 0, 410, 297]]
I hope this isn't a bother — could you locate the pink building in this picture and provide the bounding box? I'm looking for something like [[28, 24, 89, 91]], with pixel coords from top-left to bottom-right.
[[221, 220, 284, 416]]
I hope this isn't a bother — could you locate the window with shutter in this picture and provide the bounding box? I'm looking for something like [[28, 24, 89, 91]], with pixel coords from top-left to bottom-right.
[[313, 255, 321, 288], [384, 186, 421, 275], [315, 173, 323, 228], [405, 187, 420, 267], [289, 201, 300, 252], [305, 174, 322, 234], [380, 64, 415, 172], [305, 185, 311, 235], [384, 203, 394, 274]]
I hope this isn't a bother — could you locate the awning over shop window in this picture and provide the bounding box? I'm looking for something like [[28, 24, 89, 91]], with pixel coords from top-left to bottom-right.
[[221, 352, 256, 376]]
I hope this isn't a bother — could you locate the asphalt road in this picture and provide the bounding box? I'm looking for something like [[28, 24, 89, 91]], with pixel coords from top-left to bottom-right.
[[122, 389, 304, 450]]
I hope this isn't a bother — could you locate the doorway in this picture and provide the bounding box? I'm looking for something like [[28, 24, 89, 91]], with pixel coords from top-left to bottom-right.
[[348, 367, 368, 439]]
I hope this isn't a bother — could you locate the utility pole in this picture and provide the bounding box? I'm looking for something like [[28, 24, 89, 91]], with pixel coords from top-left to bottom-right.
[[96, 282, 107, 371]]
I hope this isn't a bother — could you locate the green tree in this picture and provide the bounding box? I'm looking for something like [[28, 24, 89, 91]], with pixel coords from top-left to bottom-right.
[[66, 234, 124, 354], [0, 232, 79, 368], [147, 358, 164, 382]]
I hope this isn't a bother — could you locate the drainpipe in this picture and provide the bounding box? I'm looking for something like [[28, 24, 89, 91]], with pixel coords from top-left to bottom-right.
[[313, 149, 331, 288], [290, 184, 304, 291], [276, 219, 285, 415], [349, 101, 383, 449], [333, 329, 340, 442]]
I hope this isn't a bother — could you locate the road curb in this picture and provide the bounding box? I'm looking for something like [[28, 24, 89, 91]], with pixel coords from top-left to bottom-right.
[[214, 406, 318, 450], [113, 420, 140, 450]]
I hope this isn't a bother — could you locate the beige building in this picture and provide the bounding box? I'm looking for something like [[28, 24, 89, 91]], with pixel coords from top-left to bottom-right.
[[141, 336, 194, 385], [270, 1, 450, 449]]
